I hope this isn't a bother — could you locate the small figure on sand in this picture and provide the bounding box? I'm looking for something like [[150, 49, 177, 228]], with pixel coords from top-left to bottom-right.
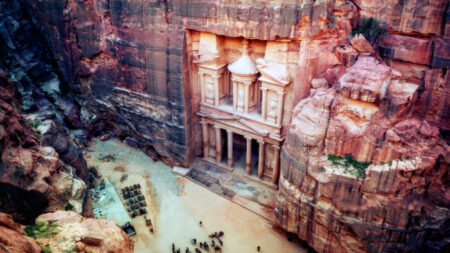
[[257, 245, 261, 252], [214, 245, 221, 251], [199, 221, 203, 226], [211, 240, 215, 247], [185, 247, 190, 253], [191, 239, 197, 245], [195, 248, 201, 253]]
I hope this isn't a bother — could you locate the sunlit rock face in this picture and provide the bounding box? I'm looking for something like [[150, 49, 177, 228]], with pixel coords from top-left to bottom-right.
[[0, 212, 41, 253], [275, 57, 450, 252], [36, 211, 134, 253]]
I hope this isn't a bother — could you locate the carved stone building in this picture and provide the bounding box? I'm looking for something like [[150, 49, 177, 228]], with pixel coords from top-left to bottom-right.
[[192, 32, 293, 186]]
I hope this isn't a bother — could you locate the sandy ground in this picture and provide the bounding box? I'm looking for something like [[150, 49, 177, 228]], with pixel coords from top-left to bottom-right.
[[85, 139, 307, 253]]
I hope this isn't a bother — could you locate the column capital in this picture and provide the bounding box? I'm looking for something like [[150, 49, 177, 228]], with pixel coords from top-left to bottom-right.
[[272, 145, 281, 150], [257, 139, 265, 145], [261, 87, 268, 91], [226, 129, 233, 134], [277, 91, 286, 96], [213, 125, 221, 130], [245, 136, 252, 141]]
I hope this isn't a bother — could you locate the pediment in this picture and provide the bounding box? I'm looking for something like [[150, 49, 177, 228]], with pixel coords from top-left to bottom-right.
[[198, 112, 269, 136]]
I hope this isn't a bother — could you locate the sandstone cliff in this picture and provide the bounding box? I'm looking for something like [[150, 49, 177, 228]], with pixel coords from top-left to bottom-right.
[[0, 0, 448, 252], [275, 56, 449, 252]]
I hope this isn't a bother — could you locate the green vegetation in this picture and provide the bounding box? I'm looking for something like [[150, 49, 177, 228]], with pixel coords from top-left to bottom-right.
[[41, 244, 52, 253], [62, 246, 77, 253], [24, 220, 59, 238], [351, 17, 387, 43], [25, 118, 41, 129], [25, 118, 42, 141], [65, 202, 74, 211], [327, 154, 371, 178]]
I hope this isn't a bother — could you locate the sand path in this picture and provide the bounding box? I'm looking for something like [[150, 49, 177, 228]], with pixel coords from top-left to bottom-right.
[[85, 139, 306, 253]]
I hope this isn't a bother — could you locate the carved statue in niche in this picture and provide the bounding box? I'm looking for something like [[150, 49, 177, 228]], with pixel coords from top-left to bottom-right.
[[267, 96, 278, 123], [205, 75, 215, 105]]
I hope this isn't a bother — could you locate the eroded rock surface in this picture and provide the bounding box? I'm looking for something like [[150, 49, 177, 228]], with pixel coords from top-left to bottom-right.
[[0, 212, 41, 253], [0, 75, 86, 223], [275, 56, 449, 253], [36, 211, 134, 253]]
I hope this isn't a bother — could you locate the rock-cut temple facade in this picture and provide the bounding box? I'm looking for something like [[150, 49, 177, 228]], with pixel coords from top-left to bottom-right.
[[193, 32, 293, 186]]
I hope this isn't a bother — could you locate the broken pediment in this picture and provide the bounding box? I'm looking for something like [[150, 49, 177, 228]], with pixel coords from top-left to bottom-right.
[[256, 58, 290, 86]]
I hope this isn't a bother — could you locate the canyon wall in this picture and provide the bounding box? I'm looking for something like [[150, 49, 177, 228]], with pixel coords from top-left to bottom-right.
[[0, 74, 87, 223], [274, 1, 450, 251], [1, 0, 448, 252], [21, 0, 361, 166]]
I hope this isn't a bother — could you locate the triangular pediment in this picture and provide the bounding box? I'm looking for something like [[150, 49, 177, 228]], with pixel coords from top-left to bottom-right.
[[198, 113, 269, 136]]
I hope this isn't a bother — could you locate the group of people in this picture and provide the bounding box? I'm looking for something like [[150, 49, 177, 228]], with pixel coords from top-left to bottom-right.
[[171, 222, 223, 253]]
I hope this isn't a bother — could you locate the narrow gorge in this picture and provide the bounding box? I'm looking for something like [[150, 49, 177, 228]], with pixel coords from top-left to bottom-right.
[[0, 0, 448, 252]]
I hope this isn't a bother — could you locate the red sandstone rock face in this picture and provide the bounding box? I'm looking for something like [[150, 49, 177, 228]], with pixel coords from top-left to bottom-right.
[[350, 33, 373, 53], [36, 211, 134, 253], [275, 56, 449, 253], [337, 57, 390, 102], [23, 0, 359, 166], [354, 0, 448, 36], [0, 212, 41, 253], [379, 34, 433, 65], [413, 68, 450, 130]]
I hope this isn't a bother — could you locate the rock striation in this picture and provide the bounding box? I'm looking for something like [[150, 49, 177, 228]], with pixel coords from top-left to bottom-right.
[[275, 56, 449, 252], [0, 0, 448, 252]]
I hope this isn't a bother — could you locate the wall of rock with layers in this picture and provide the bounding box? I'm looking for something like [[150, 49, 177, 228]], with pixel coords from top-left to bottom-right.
[[275, 51, 449, 253], [4, 0, 449, 252], [22, 0, 360, 166]]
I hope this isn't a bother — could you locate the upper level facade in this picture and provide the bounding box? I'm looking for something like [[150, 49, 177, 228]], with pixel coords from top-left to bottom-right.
[[192, 32, 295, 143]]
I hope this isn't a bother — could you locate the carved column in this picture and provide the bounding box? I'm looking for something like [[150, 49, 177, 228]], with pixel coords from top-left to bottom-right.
[[261, 87, 268, 121], [214, 74, 220, 106], [257, 140, 265, 179], [201, 121, 209, 158], [227, 130, 233, 168], [276, 91, 285, 126], [233, 82, 237, 111], [215, 126, 221, 163], [244, 84, 249, 114], [245, 137, 252, 175], [200, 73, 206, 103], [272, 145, 281, 185]]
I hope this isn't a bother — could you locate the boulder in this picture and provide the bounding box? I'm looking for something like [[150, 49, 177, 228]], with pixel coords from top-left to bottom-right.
[[36, 211, 133, 253], [350, 33, 373, 53], [0, 212, 41, 253]]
